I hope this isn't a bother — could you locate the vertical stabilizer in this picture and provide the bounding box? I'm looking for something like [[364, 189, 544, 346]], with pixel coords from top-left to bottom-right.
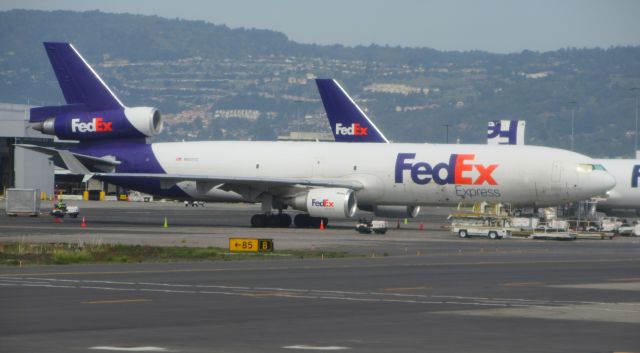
[[487, 120, 526, 145], [316, 79, 388, 143], [43, 42, 123, 111]]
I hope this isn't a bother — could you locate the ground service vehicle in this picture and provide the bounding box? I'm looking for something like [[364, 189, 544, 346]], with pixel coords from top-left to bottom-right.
[[50, 202, 79, 218], [355, 219, 388, 234]]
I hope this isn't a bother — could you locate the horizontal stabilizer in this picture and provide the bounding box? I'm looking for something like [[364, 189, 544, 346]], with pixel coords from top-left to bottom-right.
[[15, 144, 120, 173]]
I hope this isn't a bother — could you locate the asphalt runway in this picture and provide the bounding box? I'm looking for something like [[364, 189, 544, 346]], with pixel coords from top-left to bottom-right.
[[1, 201, 639, 352]]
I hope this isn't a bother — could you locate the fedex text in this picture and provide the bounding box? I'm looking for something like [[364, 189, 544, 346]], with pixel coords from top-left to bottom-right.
[[311, 198, 334, 208], [71, 117, 113, 133], [395, 153, 498, 186], [335, 123, 368, 136]]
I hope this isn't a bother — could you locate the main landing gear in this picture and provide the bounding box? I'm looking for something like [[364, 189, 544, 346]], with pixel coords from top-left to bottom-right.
[[250, 213, 292, 228], [249, 213, 329, 228], [294, 214, 328, 228], [248, 193, 328, 228]]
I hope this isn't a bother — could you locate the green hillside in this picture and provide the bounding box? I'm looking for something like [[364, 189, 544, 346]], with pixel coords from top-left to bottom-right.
[[1, 9, 639, 157]]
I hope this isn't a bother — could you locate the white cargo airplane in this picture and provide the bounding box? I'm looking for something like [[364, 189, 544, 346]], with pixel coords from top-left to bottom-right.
[[592, 159, 640, 214], [485, 117, 639, 214], [318, 79, 637, 215], [21, 44, 616, 229]]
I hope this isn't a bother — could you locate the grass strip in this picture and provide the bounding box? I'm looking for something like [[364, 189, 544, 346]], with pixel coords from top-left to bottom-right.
[[0, 242, 352, 266]]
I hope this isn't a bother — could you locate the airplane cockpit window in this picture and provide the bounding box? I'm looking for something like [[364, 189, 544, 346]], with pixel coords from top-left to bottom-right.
[[576, 164, 607, 172]]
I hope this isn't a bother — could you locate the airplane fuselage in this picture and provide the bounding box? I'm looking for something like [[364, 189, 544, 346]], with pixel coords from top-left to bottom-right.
[[84, 141, 614, 208], [596, 159, 640, 211]]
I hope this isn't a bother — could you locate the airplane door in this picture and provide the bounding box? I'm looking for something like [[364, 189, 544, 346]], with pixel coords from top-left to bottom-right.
[[551, 160, 570, 198], [551, 161, 562, 184], [312, 157, 323, 177]]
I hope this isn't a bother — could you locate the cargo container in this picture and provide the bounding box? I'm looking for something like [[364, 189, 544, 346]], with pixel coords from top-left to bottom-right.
[[6, 188, 40, 216]]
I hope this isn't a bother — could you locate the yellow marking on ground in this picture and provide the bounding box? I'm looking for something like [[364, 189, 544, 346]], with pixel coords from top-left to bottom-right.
[[501, 281, 545, 287], [381, 286, 432, 292], [81, 299, 151, 305], [608, 277, 640, 282]]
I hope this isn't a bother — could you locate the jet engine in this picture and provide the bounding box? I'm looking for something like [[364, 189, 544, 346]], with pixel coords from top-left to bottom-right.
[[371, 205, 421, 218], [290, 188, 357, 218], [32, 106, 163, 141], [359, 205, 421, 218]]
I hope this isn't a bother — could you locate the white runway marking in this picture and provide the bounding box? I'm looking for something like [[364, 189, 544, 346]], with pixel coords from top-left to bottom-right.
[[2, 276, 636, 315], [283, 345, 350, 350], [89, 346, 168, 351]]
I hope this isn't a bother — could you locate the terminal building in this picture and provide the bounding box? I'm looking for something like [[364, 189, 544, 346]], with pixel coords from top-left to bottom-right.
[[0, 102, 54, 196]]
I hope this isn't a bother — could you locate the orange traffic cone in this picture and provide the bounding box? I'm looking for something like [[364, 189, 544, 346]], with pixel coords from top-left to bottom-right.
[[319, 219, 325, 230], [81, 217, 87, 228], [54, 217, 62, 224], [419, 222, 425, 231]]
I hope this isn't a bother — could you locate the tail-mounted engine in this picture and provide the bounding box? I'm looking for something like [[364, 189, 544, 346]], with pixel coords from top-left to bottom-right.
[[31, 106, 163, 141]]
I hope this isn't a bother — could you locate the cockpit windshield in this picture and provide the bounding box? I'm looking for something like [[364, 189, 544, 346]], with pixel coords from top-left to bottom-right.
[[577, 164, 607, 172]]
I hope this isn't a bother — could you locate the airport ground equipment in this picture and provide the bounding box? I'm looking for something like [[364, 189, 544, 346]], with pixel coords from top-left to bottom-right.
[[50, 201, 79, 218], [616, 222, 640, 236], [530, 231, 577, 240], [448, 213, 511, 239], [5, 188, 40, 216], [355, 219, 388, 234], [600, 217, 624, 232]]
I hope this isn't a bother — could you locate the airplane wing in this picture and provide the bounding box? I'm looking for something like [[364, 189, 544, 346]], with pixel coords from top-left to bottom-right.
[[91, 172, 365, 191]]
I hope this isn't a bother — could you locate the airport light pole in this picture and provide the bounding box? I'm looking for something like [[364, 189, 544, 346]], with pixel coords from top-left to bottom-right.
[[632, 87, 639, 157], [444, 124, 451, 143], [567, 101, 578, 151]]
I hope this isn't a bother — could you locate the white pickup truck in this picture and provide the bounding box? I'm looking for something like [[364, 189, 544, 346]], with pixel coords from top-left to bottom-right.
[[617, 223, 640, 236], [452, 226, 510, 239]]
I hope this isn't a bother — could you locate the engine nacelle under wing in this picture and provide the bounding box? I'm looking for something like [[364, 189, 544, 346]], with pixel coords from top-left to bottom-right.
[[291, 188, 357, 218], [371, 205, 421, 218]]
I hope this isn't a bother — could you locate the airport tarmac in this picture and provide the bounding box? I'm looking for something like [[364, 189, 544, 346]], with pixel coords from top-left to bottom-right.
[[1, 200, 639, 352]]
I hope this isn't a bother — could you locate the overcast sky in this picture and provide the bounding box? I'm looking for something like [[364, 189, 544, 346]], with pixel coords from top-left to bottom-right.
[[2, 0, 639, 53]]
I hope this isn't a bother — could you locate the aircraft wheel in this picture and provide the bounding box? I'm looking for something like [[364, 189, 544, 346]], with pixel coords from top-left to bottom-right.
[[294, 214, 310, 228], [251, 214, 267, 228], [278, 214, 292, 228]]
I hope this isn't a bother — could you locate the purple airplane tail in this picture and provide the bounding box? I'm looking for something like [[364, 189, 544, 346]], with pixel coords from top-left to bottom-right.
[[316, 79, 388, 143], [29, 42, 162, 142]]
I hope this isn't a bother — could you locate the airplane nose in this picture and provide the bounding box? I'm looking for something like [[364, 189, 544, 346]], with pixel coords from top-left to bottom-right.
[[599, 171, 617, 193]]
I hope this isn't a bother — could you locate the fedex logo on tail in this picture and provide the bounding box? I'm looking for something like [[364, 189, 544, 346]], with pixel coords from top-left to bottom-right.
[[395, 153, 498, 185], [311, 199, 335, 207], [335, 123, 368, 136], [487, 120, 525, 145], [71, 117, 113, 133]]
